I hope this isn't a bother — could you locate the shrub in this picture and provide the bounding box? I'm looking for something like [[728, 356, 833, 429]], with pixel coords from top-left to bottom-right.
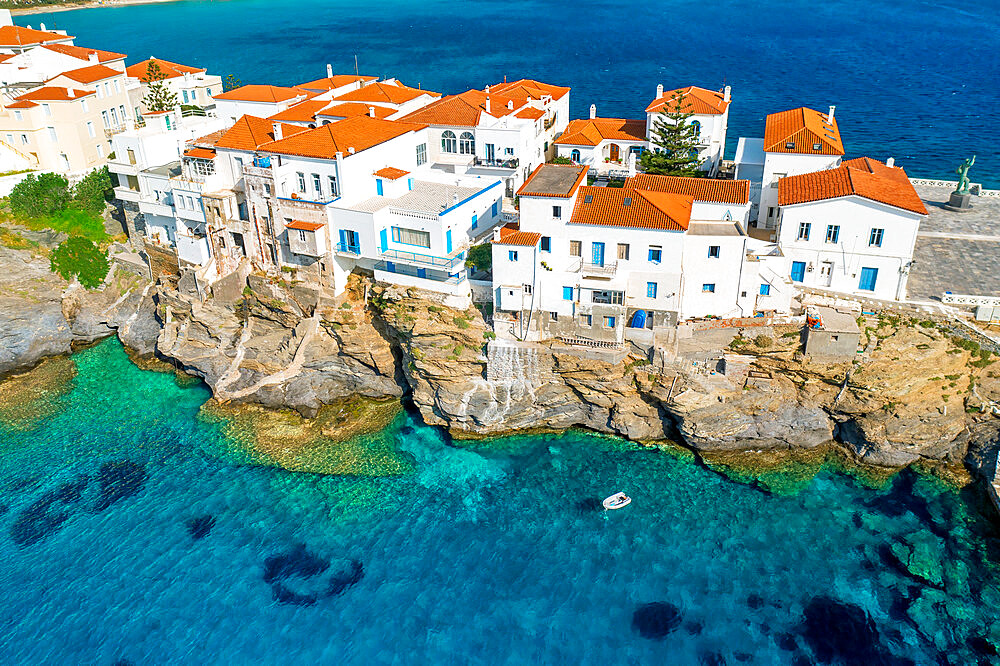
[[550, 156, 573, 164], [754, 335, 773, 348], [72, 166, 114, 215], [951, 336, 980, 354], [32, 208, 108, 243], [49, 236, 108, 288], [466, 243, 492, 271], [453, 316, 470, 330], [483, 331, 496, 340], [9, 172, 70, 218]]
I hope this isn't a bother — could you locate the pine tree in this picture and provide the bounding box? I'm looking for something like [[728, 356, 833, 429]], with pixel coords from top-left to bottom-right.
[[141, 60, 179, 113], [640, 91, 704, 176]]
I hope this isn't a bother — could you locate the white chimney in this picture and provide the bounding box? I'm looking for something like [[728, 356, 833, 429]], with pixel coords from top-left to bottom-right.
[[272, 122, 282, 140], [453, 193, 459, 206], [326, 63, 333, 78], [368, 105, 375, 118], [656, 83, 663, 99], [485, 95, 491, 114], [886, 157, 895, 168], [507, 100, 513, 110], [589, 104, 596, 119], [39, 22, 45, 31], [88, 51, 98, 64], [827, 105, 836, 123], [723, 85, 731, 103], [348, 147, 355, 154]]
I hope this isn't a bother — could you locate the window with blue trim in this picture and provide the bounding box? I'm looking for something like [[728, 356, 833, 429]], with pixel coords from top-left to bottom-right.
[[759, 283, 771, 296], [604, 316, 616, 329], [509, 250, 518, 261], [491, 201, 498, 217], [648, 247, 662, 263], [471, 214, 478, 229], [647, 282, 657, 298], [562, 286, 573, 301], [702, 283, 715, 293]]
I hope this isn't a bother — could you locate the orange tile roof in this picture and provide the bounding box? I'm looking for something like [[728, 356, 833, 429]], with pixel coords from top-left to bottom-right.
[[7, 100, 37, 109], [267, 100, 330, 123], [318, 102, 395, 120], [190, 128, 227, 148], [261, 116, 426, 159], [286, 220, 325, 231], [374, 167, 410, 180], [41, 43, 126, 62], [554, 118, 646, 146], [297, 74, 377, 91], [517, 163, 589, 198], [0, 54, 14, 63], [399, 89, 521, 127], [779, 157, 927, 215], [515, 107, 544, 120], [184, 147, 216, 160], [493, 224, 541, 247], [125, 57, 205, 81], [488, 78, 570, 102], [333, 81, 438, 105], [16, 86, 91, 102], [213, 84, 305, 103], [764, 107, 844, 155], [645, 86, 729, 115], [52, 63, 120, 84], [213, 115, 309, 151], [627, 174, 750, 205], [569, 186, 692, 231], [0, 25, 72, 47]]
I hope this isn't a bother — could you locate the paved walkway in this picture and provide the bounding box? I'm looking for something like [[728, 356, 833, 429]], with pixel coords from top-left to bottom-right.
[[907, 185, 1000, 302]]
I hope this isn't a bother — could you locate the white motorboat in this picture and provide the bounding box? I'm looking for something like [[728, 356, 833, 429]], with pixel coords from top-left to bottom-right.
[[602, 492, 631, 510]]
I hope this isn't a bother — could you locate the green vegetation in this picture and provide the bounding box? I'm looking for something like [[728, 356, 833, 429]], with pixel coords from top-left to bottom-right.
[[453, 315, 471, 330], [49, 236, 109, 288], [549, 156, 573, 165], [223, 74, 243, 92], [754, 335, 773, 349], [72, 167, 114, 215], [0, 227, 38, 251], [466, 243, 492, 271], [9, 172, 71, 219], [640, 91, 703, 176], [141, 60, 179, 113]]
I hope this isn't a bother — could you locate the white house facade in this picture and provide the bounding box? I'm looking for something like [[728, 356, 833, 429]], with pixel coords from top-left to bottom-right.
[[644, 85, 731, 177]]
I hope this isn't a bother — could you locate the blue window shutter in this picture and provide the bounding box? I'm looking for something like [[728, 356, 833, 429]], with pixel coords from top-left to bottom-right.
[[376, 179, 383, 196], [759, 283, 771, 296], [471, 214, 478, 229], [859, 267, 878, 291], [563, 286, 573, 300], [386, 261, 395, 272], [379, 229, 388, 252], [446, 229, 453, 254], [492, 201, 498, 217], [407, 178, 413, 191], [791, 261, 806, 282], [339, 229, 347, 246]]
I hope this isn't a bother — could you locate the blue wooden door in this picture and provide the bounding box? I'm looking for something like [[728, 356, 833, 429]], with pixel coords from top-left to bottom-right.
[[630, 310, 647, 328], [446, 229, 453, 254], [592, 242, 605, 266], [338, 229, 347, 251], [790, 261, 805, 282], [859, 267, 878, 291], [376, 179, 383, 196], [379, 229, 388, 252]]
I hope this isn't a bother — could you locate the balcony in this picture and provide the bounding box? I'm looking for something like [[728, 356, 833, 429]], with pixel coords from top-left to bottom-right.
[[577, 260, 618, 278], [380, 247, 465, 271], [474, 156, 519, 169], [242, 164, 272, 179], [375, 260, 466, 285], [113, 186, 142, 203], [335, 242, 361, 256]]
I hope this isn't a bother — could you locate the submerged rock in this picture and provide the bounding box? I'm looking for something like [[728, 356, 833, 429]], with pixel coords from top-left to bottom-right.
[[262, 544, 363, 605], [186, 515, 216, 540], [632, 602, 683, 639], [800, 596, 904, 665], [10, 475, 90, 547], [94, 461, 148, 512], [263, 544, 329, 585]]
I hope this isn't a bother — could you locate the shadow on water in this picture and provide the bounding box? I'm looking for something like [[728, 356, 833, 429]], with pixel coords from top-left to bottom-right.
[[262, 544, 364, 606]]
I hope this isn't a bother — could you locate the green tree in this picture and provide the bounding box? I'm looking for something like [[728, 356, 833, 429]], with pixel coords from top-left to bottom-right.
[[141, 60, 179, 113], [466, 243, 492, 271], [640, 91, 704, 176], [550, 156, 573, 165], [223, 74, 242, 92], [72, 166, 113, 215], [9, 172, 70, 218], [49, 236, 109, 288]]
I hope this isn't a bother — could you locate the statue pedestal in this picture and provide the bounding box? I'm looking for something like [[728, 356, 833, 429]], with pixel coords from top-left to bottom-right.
[[944, 191, 973, 212]]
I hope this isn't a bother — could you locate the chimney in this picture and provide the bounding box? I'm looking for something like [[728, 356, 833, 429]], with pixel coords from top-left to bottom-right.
[[368, 105, 375, 118], [723, 85, 731, 103], [272, 122, 282, 140], [507, 100, 513, 110], [348, 147, 355, 154], [326, 63, 333, 78], [453, 193, 459, 206], [886, 156, 895, 168], [827, 105, 836, 123], [485, 94, 491, 114], [656, 83, 663, 99], [88, 51, 98, 64], [589, 104, 596, 119], [39, 22, 45, 31]]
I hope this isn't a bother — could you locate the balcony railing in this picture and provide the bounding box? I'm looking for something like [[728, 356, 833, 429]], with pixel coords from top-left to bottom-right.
[[336, 242, 361, 256], [381, 247, 465, 271], [242, 164, 271, 178], [577, 261, 618, 277], [474, 156, 519, 169], [375, 260, 466, 285]]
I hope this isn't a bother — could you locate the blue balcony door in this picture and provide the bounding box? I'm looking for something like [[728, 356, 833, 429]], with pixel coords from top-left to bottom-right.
[[417, 268, 426, 279], [376, 179, 384, 196], [339, 229, 347, 249], [446, 229, 453, 254], [790, 261, 806, 282], [858, 267, 878, 291], [592, 241, 605, 267], [379, 228, 388, 252]]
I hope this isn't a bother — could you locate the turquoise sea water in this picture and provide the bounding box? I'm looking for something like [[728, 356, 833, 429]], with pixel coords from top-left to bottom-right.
[[18, 0, 1000, 187], [2, 338, 1000, 664]]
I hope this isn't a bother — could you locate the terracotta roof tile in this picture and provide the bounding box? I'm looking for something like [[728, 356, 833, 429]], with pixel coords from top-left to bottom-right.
[[554, 118, 646, 146], [333, 81, 438, 105], [41, 43, 126, 62], [51, 63, 120, 84], [487, 78, 570, 102], [515, 107, 544, 120], [778, 157, 927, 215], [184, 147, 216, 160], [7, 100, 37, 108], [399, 89, 522, 127], [125, 57, 205, 81], [213, 84, 305, 103], [646, 86, 729, 115], [569, 186, 692, 231], [296, 74, 377, 91], [267, 100, 330, 123], [318, 102, 395, 120], [493, 224, 541, 247], [517, 163, 589, 198], [286, 220, 324, 231], [374, 167, 410, 180], [627, 174, 750, 205], [764, 107, 844, 155], [0, 25, 72, 47], [16, 86, 91, 102], [261, 115, 426, 159], [214, 115, 309, 152]]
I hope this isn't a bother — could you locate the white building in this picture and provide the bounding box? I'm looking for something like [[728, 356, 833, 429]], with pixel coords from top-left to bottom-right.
[[776, 157, 927, 301], [212, 84, 311, 123], [644, 85, 731, 176], [491, 164, 789, 343], [125, 57, 223, 115], [399, 78, 570, 197], [553, 106, 645, 174]]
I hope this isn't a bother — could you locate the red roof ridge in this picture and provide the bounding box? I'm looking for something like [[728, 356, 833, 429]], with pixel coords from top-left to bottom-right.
[[778, 157, 927, 215]]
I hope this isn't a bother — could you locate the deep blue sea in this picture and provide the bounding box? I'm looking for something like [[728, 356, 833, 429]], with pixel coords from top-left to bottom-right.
[[3, 339, 1000, 664], [18, 0, 1000, 187]]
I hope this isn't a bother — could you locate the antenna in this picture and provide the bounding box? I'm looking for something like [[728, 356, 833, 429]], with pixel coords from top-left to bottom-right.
[[354, 54, 359, 78]]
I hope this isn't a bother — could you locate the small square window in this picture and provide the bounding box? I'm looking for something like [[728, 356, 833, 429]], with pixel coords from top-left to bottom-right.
[[785, 142, 795, 150], [812, 143, 822, 151], [759, 283, 771, 296], [550, 311, 558, 321], [584, 194, 593, 203], [647, 282, 657, 298], [648, 247, 662, 263], [604, 316, 616, 329], [702, 283, 715, 293], [708, 245, 720, 258], [580, 314, 592, 327], [562, 286, 574, 301], [540, 236, 551, 252], [569, 240, 581, 257], [552, 205, 562, 219], [509, 250, 518, 261]]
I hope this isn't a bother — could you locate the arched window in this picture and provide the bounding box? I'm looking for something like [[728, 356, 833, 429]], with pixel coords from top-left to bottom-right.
[[690, 120, 701, 136], [459, 131, 475, 155], [570, 149, 580, 163], [441, 130, 457, 153]]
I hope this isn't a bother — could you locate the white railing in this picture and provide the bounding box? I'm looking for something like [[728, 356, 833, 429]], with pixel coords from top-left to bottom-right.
[[500, 211, 519, 224], [579, 261, 618, 277], [389, 207, 438, 222], [942, 294, 1000, 306], [910, 178, 999, 197]]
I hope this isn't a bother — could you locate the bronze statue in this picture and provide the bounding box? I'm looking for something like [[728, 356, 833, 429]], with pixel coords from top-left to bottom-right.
[[954, 155, 976, 194]]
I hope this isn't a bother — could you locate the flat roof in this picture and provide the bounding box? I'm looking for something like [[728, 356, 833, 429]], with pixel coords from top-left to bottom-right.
[[143, 161, 181, 178], [811, 306, 860, 334], [349, 180, 482, 215], [517, 163, 588, 198], [734, 137, 765, 166], [686, 222, 743, 236]]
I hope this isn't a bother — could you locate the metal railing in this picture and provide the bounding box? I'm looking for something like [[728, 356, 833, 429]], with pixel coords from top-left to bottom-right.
[[578, 261, 617, 276], [375, 260, 467, 284], [474, 156, 519, 169], [389, 207, 438, 222], [242, 165, 271, 178], [380, 247, 465, 271], [336, 242, 361, 255]]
